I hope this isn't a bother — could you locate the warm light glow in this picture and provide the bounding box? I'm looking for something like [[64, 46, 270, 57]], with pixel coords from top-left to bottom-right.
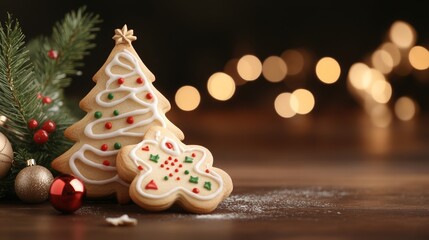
[[315, 57, 341, 84], [371, 80, 392, 104], [389, 21, 416, 49], [370, 104, 392, 128], [381, 42, 401, 66], [348, 63, 370, 90], [281, 50, 304, 75], [394, 96, 416, 121], [371, 49, 394, 74], [274, 92, 296, 118], [175, 85, 201, 111], [207, 72, 236, 101], [262, 56, 287, 82], [408, 46, 429, 70], [237, 55, 262, 81], [224, 58, 246, 86], [290, 89, 315, 115], [362, 69, 385, 92]]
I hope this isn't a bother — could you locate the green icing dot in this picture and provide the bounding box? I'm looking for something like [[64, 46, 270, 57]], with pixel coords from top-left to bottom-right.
[[184, 156, 193, 163], [184, 170, 189, 175], [149, 154, 160, 163], [113, 110, 120, 116], [164, 176, 168, 181], [107, 93, 114, 100], [114, 142, 122, 149], [189, 176, 199, 184], [94, 111, 102, 119], [204, 181, 212, 191]]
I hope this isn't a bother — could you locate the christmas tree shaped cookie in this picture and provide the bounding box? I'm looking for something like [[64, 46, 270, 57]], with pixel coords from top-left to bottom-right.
[[117, 126, 233, 213], [52, 25, 184, 203]]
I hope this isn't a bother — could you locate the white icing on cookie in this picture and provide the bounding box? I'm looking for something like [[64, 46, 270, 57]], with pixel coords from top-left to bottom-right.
[[69, 49, 166, 186], [128, 131, 224, 201]]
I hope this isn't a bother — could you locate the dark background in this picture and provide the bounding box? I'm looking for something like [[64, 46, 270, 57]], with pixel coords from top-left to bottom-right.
[[0, 0, 428, 113]]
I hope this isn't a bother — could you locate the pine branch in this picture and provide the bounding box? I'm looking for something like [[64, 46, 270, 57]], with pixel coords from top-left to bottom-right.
[[0, 8, 101, 198], [0, 14, 42, 146], [27, 6, 101, 113]]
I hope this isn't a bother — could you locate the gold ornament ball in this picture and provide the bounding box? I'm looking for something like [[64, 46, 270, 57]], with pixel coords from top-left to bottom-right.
[[15, 160, 54, 203], [0, 132, 13, 179]]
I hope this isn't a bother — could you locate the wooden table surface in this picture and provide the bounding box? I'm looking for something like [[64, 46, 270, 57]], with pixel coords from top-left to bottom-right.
[[1, 110, 429, 240]]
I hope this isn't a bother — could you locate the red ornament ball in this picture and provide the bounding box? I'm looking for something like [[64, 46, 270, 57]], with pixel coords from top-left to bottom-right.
[[42, 120, 56, 133], [42, 96, 52, 104], [33, 129, 49, 144], [27, 119, 38, 129], [47, 49, 58, 60], [49, 174, 86, 214]]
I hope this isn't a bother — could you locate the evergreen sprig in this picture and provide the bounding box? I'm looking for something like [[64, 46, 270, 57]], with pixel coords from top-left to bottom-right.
[[0, 7, 101, 198], [0, 14, 41, 146], [28, 6, 101, 113]]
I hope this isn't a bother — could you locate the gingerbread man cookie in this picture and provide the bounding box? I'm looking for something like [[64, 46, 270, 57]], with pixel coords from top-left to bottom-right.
[[117, 127, 233, 213]]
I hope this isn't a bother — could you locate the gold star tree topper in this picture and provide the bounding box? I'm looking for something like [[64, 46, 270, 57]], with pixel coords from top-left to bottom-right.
[[112, 25, 137, 45]]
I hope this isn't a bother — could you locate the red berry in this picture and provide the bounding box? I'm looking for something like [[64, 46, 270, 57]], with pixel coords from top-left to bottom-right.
[[117, 78, 125, 85], [27, 119, 38, 129], [102, 160, 110, 166], [136, 77, 144, 84], [48, 49, 58, 60], [192, 188, 200, 194], [145, 93, 153, 100], [42, 120, 56, 133], [33, 129, 49, 144], [42, 96, 52, 104]]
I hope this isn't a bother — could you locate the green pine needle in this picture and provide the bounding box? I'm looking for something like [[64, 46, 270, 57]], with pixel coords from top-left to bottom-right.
[[0, 14, 41, 145], [0, 7, 101, 198]]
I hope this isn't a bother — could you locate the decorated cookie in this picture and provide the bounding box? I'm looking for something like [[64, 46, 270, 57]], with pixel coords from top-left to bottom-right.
[[52, 25, 184, 203], [117, 127, 233, 213]]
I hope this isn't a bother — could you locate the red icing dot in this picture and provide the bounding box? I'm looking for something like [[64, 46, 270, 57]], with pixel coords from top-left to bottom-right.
[[101, 144, 108, 151], [165, 142, 174, 149], [174, 159, 178, 162], [169, 173, 173, 177], [105, 122, 112, 129], [192, 153, 196, 157], [117, 78, 125, 85], [102, 160, 110, 166], [205, 169, 210, 173], [136, 77, 144, 84], [175, 169, 179, 173], [179, 164, 183, 168], [192, 188, 200, 194], [145, 180, 158, 190], [170, 162, 175, 166], [166, 167, 170, 170], [176, 177, 180, 181], [160, 164, 164, 168], [164, 160, 168, 164], [145, 93, 153, 100], [142, 146, 149, 151], [168, 156, 172, 160], [126, 116, 134, 124], [138, 165, 144, 171]]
